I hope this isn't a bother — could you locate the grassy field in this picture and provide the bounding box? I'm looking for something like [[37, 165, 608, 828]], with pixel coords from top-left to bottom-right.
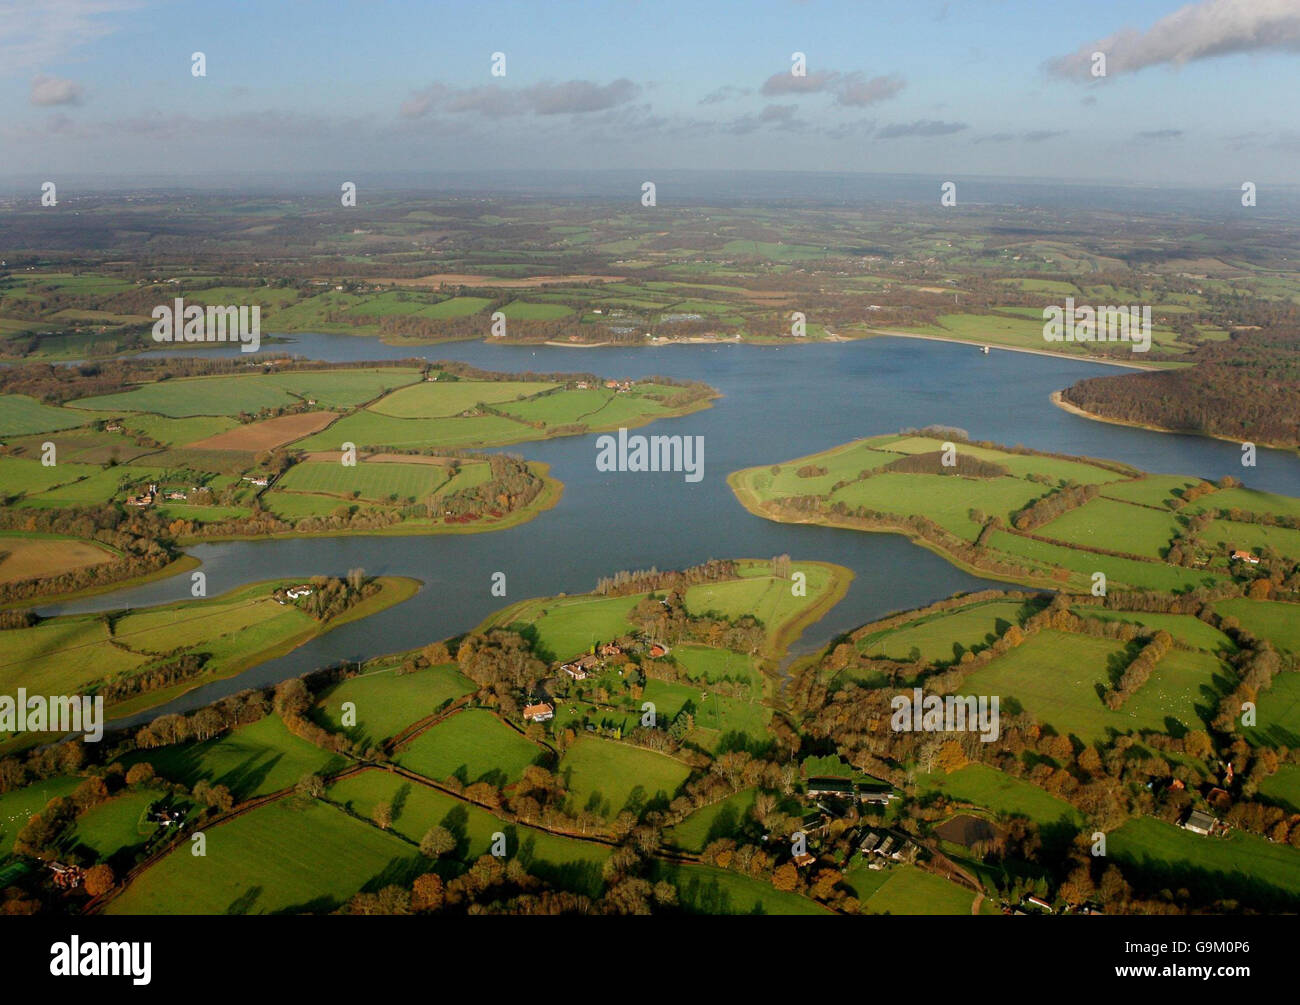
[[1242, 672, 1300, 749], [0, 394, 90, 436], [916, 764, 1080, 826], [368, 380, 559, 418], [1214, 598, 1300, 654], [1259, 764, 1300, 812], [665, 788, 757, 852], [858, 600, 1028, 663], [489, 593, 639, 662], [1071, 607, 1234, 653], [106, 797, 425, 915], [0, 535, 116, 584], [396, 710, 545, 786], [0, 577, 417, 735], [327, 770, 608, 896], [64, 789, 160, 862], [70, 368, 421, 417], [963, 630, 1224, 744], [274, 459, 449, 502], [126, 714, 345, 801], [1109, 815, 1300, 910], [0, 776, 81, 858], [682, 560, 849, 655], [314, 663, 474, 747], [559, 737, 692, 819], [860, 864, 979, 915], [670, 645, 760, 687], [1037, 496, 1180, 558], [651, 861, 830, 915]]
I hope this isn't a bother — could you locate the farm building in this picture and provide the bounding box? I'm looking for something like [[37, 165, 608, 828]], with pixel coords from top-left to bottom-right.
[[1229, 550, 1260, 565], [1182, 809, 1217, 836], [523, 702, 554, 723]]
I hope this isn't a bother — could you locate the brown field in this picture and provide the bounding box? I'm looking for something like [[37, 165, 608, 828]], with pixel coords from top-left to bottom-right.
[[934, 814, 1004, 848], [380, 273, 624, 288], [188, 411, 340, 451], [0, 537, 115, 584]]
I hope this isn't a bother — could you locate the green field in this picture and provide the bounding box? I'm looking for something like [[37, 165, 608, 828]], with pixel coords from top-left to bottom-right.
[[1242, 672, 1300, 749], [666, 788, 757, 852], [0, 776, 81, 858], [396, 710, 544, 786], [1038, 497, 1180, 559], [327, 770, 608, 896], [670, 645, 759, 686], [368, 380, 559, 418], [106, 797, 424, 914], [0, 395, 90, 436], [491, 593, 639, 662], [559, 737, 692, 818], [917, 764, 1080, 826], [314, 663, 474, 747], [1214, 598, 1300, 654], [858, 600, 1028, 663], [64, 789, 160, 862], [963, 630, 1224, 744], [274, 459, 448, 502], [70, 368, 420, 417], [1071, 607, 1233, 653], [1110, 815, 1300, 910], [651, 861, 830, 915], [861, 864, 979, 915], [128, 714, 345, 801]]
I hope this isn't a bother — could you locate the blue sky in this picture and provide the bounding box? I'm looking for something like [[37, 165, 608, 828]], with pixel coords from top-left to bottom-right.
[[5, 0, 1300, 185]]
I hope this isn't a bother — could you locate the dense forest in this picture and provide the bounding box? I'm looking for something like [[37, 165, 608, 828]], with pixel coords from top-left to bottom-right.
[[1061, 328, 1300, 448]]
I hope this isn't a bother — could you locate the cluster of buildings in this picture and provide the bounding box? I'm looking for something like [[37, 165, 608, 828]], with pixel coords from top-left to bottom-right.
[[127, 483, 159, 507], [856, 828, 921, 866], [45, 861, 84, 890], [275, 585, 315, 605]]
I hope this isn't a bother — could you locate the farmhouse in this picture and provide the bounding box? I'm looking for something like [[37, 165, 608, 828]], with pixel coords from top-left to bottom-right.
[[285, 586, 314, 600], [1024, 895, 1054, 913], [647, 643, 668, 658], [561, 662, 591, 681], [1229, 549, 1260, 565], [599, 643, 622, 657], [127, 483, 158, 507], [1182, 809, 1217, 836], [523, 702, 554, 723], [243, 475, 271, 488]]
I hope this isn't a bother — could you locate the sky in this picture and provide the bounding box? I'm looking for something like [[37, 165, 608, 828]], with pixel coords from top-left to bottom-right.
[[4, 0, 1300, 187]]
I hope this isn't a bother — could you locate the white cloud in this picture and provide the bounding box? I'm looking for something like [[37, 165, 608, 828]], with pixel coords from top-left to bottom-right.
[[1048, 0, 1300, 79]]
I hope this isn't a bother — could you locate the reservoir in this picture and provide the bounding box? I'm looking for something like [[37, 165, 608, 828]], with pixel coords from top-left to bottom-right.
[[46, 334, 1300, 726]]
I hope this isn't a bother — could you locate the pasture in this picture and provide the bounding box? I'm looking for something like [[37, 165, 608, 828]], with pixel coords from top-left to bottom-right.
[[857, 600, 1028, 663], [559, 737, 691, 819], [963, 630, 1224, 744], [106, 798, 424, 915], [128, 714, 344, 801], [314, 663, 473, 746], [396, 710, 545, 786]]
